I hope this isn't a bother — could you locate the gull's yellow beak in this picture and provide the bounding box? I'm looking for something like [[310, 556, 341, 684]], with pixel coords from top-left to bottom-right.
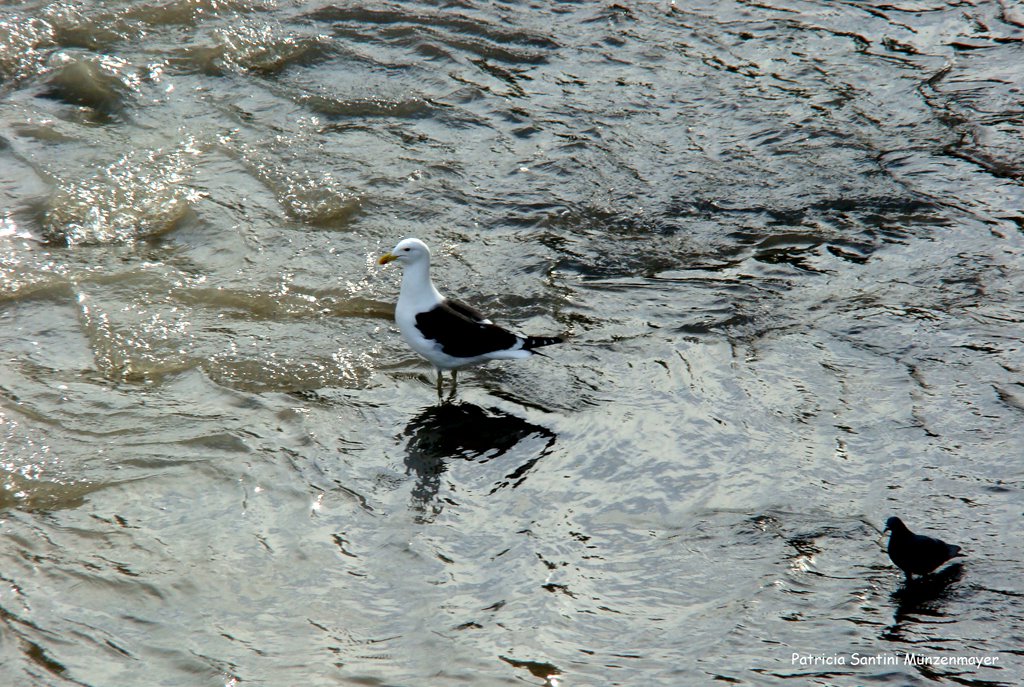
[[378, 252, 397, 265]]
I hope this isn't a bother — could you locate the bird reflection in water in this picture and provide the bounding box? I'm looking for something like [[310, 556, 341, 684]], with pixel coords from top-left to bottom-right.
[[402, 401, 556, 522], [881, 562, 965, 640]]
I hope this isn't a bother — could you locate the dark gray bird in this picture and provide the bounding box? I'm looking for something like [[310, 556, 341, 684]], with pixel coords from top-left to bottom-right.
[[884, 516, 963, 582]]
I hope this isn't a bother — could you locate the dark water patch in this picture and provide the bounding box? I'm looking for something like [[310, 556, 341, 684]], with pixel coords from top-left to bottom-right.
[[748, 232, 826, 273], [470, 58, 531, 98], [674, 195, 946, 233], [0, 471, 103, 513], [299, 92, 439, 119], [540, 193, 946, 279], [541, 203, 682, 238], [39, 52, 135, 118], [500, 654, 562, 685], [305, 5, 559, 58], [22, 638, 70, 680]]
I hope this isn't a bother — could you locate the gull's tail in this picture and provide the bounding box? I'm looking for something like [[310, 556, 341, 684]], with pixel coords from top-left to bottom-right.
[[522, 336, 563, 351]]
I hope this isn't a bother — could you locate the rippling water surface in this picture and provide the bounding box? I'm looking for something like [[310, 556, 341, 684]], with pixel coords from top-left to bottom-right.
[[2, 1, 1023, 685]]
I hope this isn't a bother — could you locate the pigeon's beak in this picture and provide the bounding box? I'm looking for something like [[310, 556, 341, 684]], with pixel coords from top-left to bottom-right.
[[378, 252, 397, 265]]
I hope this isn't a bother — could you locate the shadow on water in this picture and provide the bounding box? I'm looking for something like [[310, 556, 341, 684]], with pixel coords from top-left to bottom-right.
[[402, 401, 556, 521], [882, 563, 965, 637], [0, 470, 109, 513], [500, 655, 562, 687], [880, 564, 1015, 687]]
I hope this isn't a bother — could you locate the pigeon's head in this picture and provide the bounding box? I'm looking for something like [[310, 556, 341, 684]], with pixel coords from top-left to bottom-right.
[[378, 238, 431, 267], [884, 516, 907, 533]]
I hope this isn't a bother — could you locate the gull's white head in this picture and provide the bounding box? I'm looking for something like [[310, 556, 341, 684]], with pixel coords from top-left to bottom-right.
[[378, 238, 431, 267]]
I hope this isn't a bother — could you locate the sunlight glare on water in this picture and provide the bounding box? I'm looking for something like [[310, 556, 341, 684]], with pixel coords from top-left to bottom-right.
[[0, 1, 1022, 686]]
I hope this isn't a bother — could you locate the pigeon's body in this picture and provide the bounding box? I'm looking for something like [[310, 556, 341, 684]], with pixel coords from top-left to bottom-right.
[[885, 516, 963, 581]]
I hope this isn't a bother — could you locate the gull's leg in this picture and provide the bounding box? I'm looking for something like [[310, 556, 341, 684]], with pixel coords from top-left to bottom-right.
[[436, 369, 444, 398], [449, 369, 459, 398]]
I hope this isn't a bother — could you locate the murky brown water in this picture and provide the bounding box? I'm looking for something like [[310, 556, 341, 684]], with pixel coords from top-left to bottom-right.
[[2, 1, 1022, 685]]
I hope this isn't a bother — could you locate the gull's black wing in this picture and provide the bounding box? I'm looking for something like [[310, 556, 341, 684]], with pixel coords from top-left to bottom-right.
[[414, 300, 518, 358], [445, 298, 491, 324]]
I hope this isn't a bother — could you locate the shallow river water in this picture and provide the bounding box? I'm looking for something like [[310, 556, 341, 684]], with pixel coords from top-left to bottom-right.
[[1, 1, 1023, 685]]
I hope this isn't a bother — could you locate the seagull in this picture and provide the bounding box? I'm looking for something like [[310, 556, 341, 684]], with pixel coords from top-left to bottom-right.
[[377, 238, 562, 395], [884, 516, 963, 582]]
